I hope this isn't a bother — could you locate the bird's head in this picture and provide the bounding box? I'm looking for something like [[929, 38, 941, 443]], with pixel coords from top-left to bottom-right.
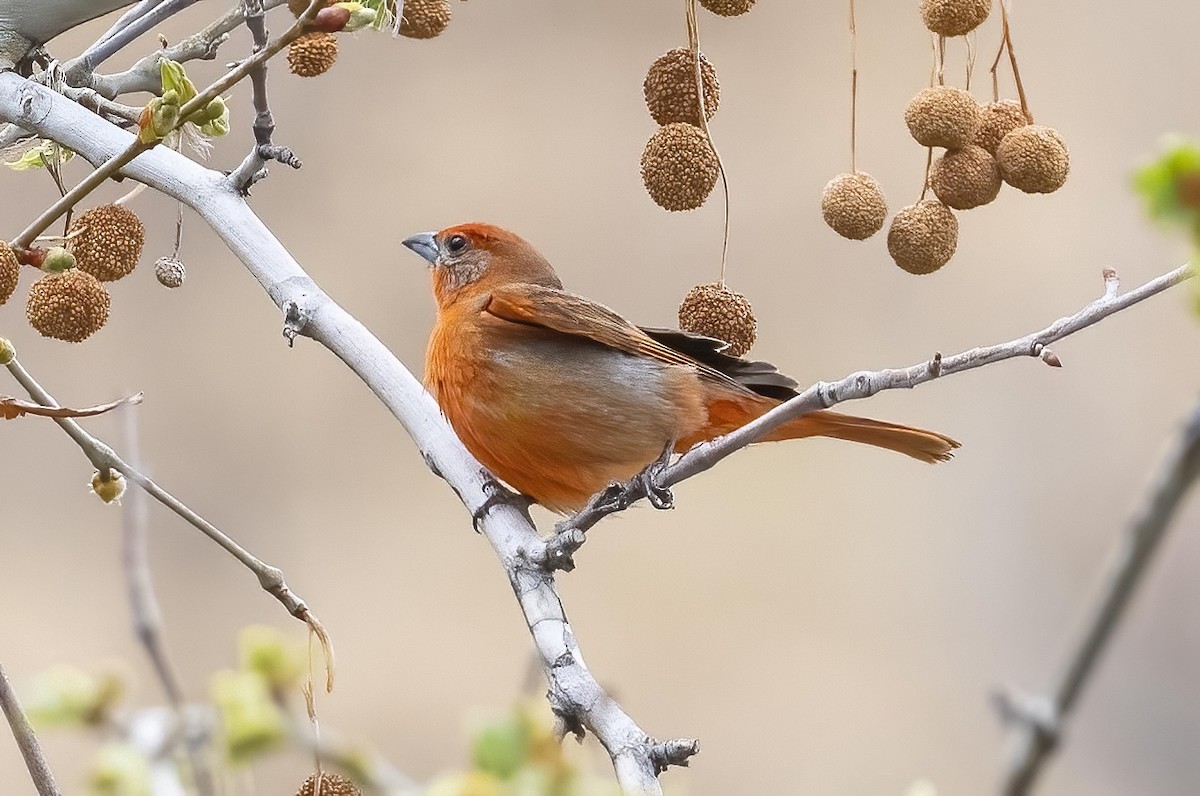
[[402, 223, 562, 308]]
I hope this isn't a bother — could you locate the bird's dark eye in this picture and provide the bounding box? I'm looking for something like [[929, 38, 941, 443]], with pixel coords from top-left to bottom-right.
[[445, 234, 468, 254]]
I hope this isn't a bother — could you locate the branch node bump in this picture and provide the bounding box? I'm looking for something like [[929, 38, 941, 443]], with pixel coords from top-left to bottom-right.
[[650, 737, 701, 773], [928, 351, 943, 376], [1102, 267, 1120, 298], [282, 300, 307, 346], [992, 685, 1060, 747]]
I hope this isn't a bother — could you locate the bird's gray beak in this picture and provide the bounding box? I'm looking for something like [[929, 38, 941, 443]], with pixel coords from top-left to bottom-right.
[[402, 232, 439, 265]]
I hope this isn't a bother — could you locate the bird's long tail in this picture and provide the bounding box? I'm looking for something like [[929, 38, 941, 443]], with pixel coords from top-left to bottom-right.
[[760, 409, 959, 463]]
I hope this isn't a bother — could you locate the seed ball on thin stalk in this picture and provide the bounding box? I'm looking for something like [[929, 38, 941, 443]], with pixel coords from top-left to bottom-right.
[[973, 99, 1029, 155], [699, 0, 756, 16], [640, 123, 720, 212], [678, 282, 757, 357], [887, 200, 959, 275], [919, 0, 992, 36], [296, 772, 362, 796], [0, 242, 18, 305], [398, 0, 452, 39], [930, 145, 1002, 209], [820, 172, 889, 240], [643, 47, 720, 127], [904, 86, 981, 149], [68, 204, 145, 282], [996, 124, 1070, 194], [155, 257, 186, 289], [288, 31, 338, 77], [26, 269, 112, 342]]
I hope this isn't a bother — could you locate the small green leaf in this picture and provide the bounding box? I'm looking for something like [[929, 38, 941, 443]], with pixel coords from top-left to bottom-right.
[[210, 669, 286, 763], [90, 744, 151, 796], [5, 140, 74, 171]]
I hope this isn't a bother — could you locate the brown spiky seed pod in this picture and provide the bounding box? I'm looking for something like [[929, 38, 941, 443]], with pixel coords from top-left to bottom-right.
[[640, 123, 719, 212], [643, 47, 720, 127], [929, 145, 1002, 210], [904, 86, 981, 149], [288, 32, 338, 77], [699, 0, 756, 16], [26, 269, 111, 342], [69, 204, 145, 282], [973, 99, 1029, 155], [0, 242, 18, 305], [919, 0, 992, 36], [155, 257, 186, 288], [296, 772, 363, 796], [678, 283, 757, 357], [399, 0, 452, 39], [996, 125, 1070, 194], [820, 172, 888, 240], [887, 200, 959, 275]]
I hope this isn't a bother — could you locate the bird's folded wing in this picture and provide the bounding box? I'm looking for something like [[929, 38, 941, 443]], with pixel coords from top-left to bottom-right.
[[483, 283, 735, 382]]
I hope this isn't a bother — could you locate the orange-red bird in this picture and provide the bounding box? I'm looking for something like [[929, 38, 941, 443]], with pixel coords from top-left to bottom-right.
[[404, 223, 958, 514]]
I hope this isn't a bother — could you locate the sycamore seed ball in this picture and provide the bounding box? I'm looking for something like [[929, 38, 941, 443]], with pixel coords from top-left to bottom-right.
[[919, 0, 992, 36], [930, 145, 1001, 210], [996, 124, 1070, 194], [69, 204, 145, 282], [678, 283, 757, 357], [155, 257, 186, 288], [821, 172, 888, 240], [644, 47, 720, 127], [699, 0, 756, 16], [288, 32, 338, 77], [887, 200, 959, 275], [26, 269, 111, 342], [974, 99, 1029, 155], [640, 123, 720, 212], [905, 86, 981, 149], [297, 772, 362, 796], [399, 0, 452, 39], [0, 242, 18, 306]]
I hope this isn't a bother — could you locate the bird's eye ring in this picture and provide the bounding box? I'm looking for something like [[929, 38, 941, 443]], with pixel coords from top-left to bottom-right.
[[445, 234, 468, 254]]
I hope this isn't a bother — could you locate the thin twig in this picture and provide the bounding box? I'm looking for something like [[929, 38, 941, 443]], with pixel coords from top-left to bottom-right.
[[9, 0, 322, 250], [685, 0, 730, 285], [120, 413, 215, 796], [997, 395, 1200, 794], [848, 0, 857, 173], [77, 0, 201, 74], [549, 264, 1195, 553], [3, 355, 334, 681], [998, 0, 1031, 121], [0, 663, 64, 796]]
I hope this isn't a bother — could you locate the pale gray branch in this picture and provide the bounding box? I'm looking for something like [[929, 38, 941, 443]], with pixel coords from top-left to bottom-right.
[[0, 662, 63, 796], [997, 395, 1200, 794], [548, 264, 1194, 559], [0, 71, 693, 794]]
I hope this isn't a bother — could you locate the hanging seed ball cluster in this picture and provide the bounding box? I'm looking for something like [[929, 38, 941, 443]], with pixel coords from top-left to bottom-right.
[[69, 204, 145, 281], [639, 46, 723, 212], [288, 32, 338, 77], [296, 772, 362, 796], [678, 283, 757, 357], [876, 4, 1071, 273], [26, 268, 111, 342], [0, 242, 18, 305]]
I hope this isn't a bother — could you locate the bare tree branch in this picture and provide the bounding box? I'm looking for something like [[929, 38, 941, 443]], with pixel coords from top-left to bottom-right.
[[545, 265, 1194, 566], [0, 72, 696, 794], [995, 395, 1200, 795], [0, 662, 64, 796]]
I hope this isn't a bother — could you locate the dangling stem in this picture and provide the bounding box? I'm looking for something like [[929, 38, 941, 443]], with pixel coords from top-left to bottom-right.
[[919, 147, 933, 201], [936, 34, 946, 85], [849, 0, 858, 174], [965, 30, 977, 92], [999, 0, 1032, 120], [171, 201, 184, 258], [686, 0, 730, 285]]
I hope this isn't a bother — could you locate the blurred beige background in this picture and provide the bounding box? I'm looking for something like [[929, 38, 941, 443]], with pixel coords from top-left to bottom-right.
[[3, 1, 1200, 793]]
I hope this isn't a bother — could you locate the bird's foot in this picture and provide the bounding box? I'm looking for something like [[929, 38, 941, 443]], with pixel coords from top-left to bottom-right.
[[636, 442, 675, 510], [472, 477, 533, 532]]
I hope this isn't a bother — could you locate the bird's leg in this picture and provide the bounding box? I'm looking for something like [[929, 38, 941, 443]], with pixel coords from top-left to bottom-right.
[[472, 474, 534, 533], [636, 441, 676, 510]]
